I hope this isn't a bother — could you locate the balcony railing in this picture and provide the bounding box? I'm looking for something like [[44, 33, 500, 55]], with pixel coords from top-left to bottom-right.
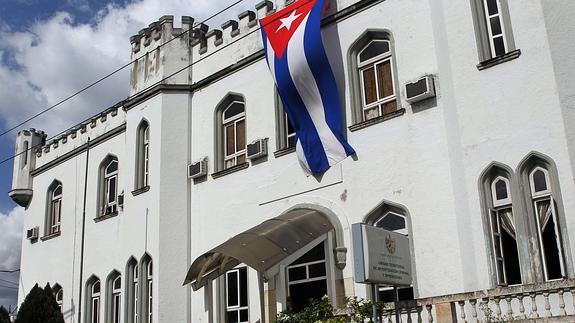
[[357, 279, 575, 322]]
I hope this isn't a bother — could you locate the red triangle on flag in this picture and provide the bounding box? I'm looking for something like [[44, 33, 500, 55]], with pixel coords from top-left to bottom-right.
[[260, 0, 317, 59]]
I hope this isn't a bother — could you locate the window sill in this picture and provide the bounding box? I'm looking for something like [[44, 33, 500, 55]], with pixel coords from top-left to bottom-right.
[[349, 108, 406, 132], [41, 232, 61, 241], [94, 212, 118, 223], [131, 185, 150, 196], [274, 147, 296, 158], [477, 49, 521, 71], [211, 163, 249, 179]]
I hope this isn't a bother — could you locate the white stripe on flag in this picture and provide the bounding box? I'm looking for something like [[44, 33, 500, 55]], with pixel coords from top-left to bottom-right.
[[268, 39, 312, 174], [286, 14, 347, 166], [266, 39, 276, 85]]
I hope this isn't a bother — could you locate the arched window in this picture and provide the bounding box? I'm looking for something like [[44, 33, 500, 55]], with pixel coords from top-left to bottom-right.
[[357, 39, 396, 121], [223, 102, 246, 169], [86, 277, 101, 323], [516, 153, 571, 282], [215, 94, 247, 172], [106, 271, 121, 323], [488, 175, 521, 285], [46, 180, 63, 235], [528, 166, 564, 280], [140, 255, 153, 323], [147, 261, 153, 323], [134, 265, 139, 322], [479, 164, 523, 286], [470, 0, 517, 64], [53, 284, 63, 312], [349, 31, 400, 127], [125, 258, 138, 323], [99, 156, 119, 216], [135, 120, 150, 190]]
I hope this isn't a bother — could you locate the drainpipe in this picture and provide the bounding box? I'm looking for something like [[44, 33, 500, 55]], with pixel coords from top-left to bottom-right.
[[77, 137, 90, 323]]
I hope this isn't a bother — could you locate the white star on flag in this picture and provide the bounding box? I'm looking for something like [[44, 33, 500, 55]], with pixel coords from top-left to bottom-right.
[[276, 10, 302, 32]]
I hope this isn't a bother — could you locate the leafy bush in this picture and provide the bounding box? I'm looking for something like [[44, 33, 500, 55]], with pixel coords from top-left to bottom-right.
[[0, 306, 10, 323], [276, 296, 335, 323], [276, 295, 378, 323], [14, 283, 64, 323], [345, 297, 373, 323]]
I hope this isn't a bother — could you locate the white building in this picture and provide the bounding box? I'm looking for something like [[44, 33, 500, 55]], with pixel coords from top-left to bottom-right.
[[9, 0, 575, 322]]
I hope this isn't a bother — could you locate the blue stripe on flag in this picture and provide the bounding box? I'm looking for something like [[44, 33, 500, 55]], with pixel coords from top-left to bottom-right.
[[274, 47, 331, 173], [304, 0, 355, 156]]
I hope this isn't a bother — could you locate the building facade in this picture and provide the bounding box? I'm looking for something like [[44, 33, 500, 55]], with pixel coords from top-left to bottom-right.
[[9, 0, 575, 322]]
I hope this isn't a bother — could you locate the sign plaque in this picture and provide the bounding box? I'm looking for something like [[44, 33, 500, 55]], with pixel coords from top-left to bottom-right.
[[352, 223, 412, 286]]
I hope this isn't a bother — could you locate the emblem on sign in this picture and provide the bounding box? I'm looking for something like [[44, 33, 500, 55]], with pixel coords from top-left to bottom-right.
[[385, 235, 396, 254]]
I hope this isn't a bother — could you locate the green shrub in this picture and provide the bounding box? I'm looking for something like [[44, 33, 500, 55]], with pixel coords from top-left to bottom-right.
[[276, 295, 380, 322], [14, 283, 64, 323], [0, 306, 10, 323], [276, 295, 334, 323]]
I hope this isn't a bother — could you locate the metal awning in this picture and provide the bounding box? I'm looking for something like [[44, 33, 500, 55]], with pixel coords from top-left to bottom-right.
[[184, 208, 334, 290]]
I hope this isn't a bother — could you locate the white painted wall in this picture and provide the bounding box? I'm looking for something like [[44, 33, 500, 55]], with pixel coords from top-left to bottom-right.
[[11, 0, 575, 322]]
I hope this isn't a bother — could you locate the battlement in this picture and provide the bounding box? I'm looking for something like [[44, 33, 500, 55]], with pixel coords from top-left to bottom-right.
[[192, 1, 275, 58], [34, 104, 125, 164], [17, 128, 47, 141], [129, 16, 201, 95], [130, 15, 196, 54]]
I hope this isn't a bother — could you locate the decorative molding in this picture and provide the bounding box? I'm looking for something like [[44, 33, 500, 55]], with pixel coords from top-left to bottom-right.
[[211, 163, 249, 179], [94, 212, 119, 223], [40, 232, 61, 242], [477, 49, 521, 71], [30, 124, 127, 177], [348, 108, 406, 132], [273, 147, 296, 158], [131, 186, 150, 196]]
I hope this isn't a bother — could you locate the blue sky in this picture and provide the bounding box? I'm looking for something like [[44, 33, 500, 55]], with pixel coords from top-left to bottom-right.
[[0, 0, 131, 213], [0, 0, 257, 310]]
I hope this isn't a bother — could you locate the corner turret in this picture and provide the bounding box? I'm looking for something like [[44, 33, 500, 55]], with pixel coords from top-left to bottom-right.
[[129, 16, 198, 96], [9, 128, 46, 207]]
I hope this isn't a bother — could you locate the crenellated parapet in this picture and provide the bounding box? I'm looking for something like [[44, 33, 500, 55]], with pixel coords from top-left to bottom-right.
[[189, 2, 278, 81], [129, 16, 199, 96], [34, 105, 125, 166]]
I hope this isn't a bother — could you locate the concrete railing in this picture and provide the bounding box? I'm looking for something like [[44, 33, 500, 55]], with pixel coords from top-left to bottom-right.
[[374, 279, 575, 322]]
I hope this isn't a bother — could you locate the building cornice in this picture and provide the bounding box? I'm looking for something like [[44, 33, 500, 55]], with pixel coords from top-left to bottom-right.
[[123, 84, 192, 111], [31, 124, 127, 177]]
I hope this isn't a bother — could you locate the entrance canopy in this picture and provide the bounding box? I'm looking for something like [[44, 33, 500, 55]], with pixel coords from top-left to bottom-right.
[[184, 208, 334, 291]]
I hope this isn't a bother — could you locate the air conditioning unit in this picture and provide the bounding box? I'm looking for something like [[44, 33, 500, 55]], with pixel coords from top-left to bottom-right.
[[188, 158, 208, 179], [247, 138, 268, 160], [405, 75, 435, 103], [26, 227, 39, 240]]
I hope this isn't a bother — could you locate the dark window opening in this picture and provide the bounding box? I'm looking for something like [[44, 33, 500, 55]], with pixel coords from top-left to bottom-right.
[[542, 216, 563, 280], [378, 287, 414, 303], [287, 242, 327, 312], [501, 229, 521, 285]]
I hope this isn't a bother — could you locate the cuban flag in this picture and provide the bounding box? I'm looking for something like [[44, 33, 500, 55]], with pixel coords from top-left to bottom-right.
[[260, 0, 355, 175]]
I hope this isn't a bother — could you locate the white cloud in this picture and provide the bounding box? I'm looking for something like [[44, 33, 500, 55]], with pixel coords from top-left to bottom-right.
[[0, 207, 24, 309], [0, 0, 257, 137]]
